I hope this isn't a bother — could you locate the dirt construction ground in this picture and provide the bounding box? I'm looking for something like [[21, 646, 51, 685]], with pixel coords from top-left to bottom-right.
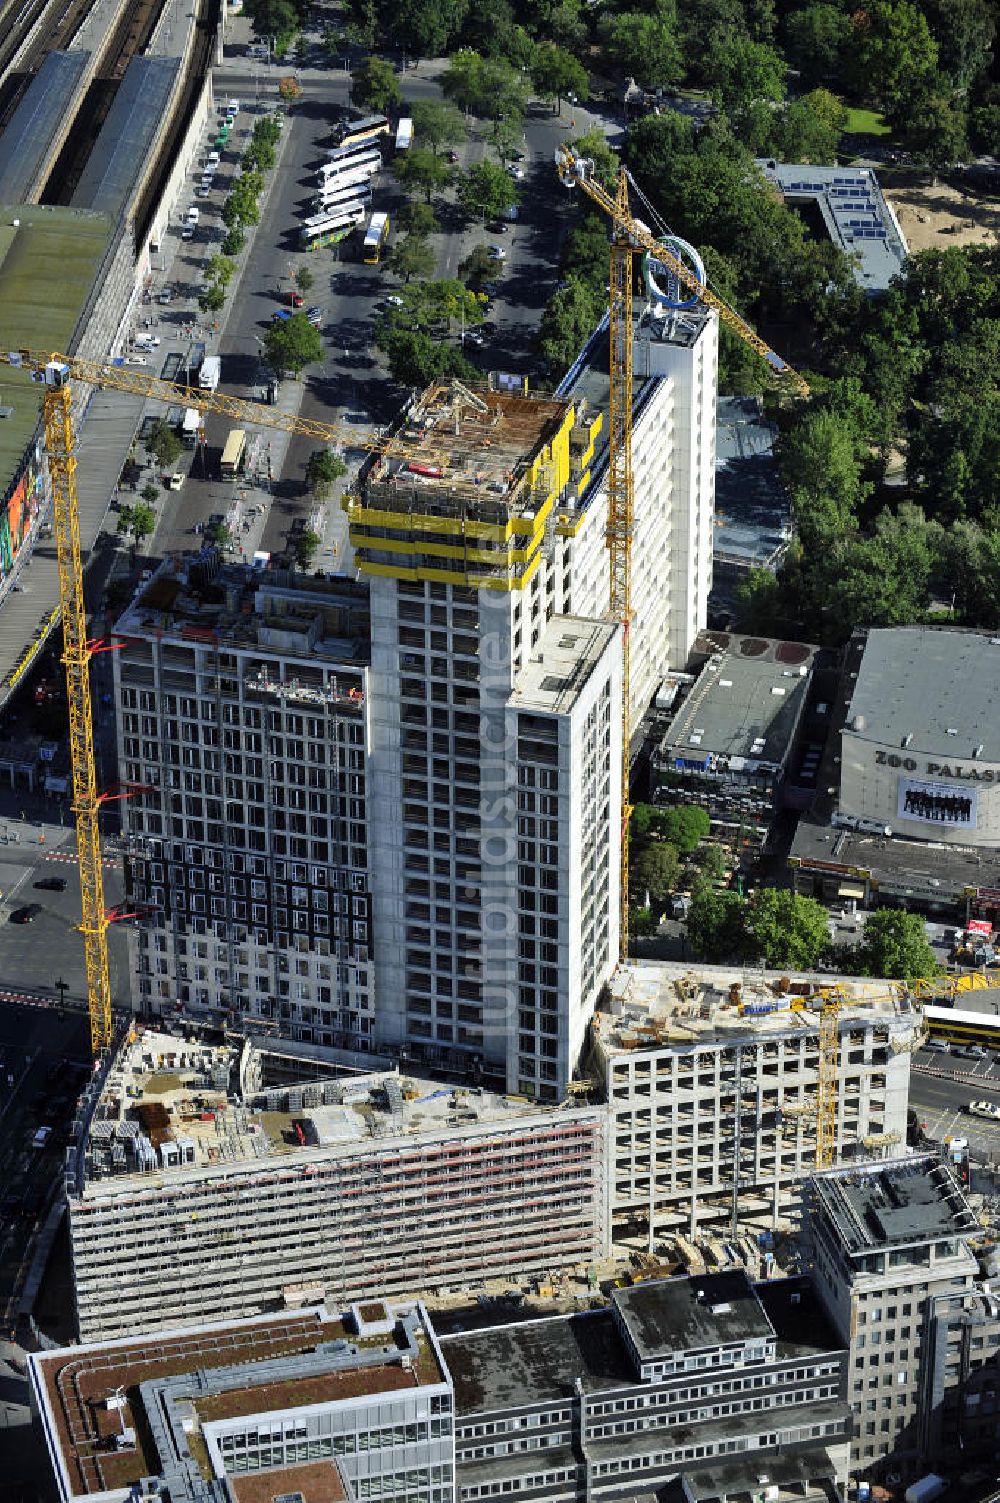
[[885, 179, 1000, 252]]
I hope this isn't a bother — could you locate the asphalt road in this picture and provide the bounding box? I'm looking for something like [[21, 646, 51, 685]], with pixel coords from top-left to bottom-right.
[[132, 34, 610, 568], [910, 1047, 1000, 1158]]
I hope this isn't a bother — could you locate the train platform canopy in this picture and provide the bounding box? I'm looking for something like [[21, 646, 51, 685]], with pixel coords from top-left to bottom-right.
[[0, 204, 112, 494], [0, 51, 92, 206], [71, 55, 180, 221]]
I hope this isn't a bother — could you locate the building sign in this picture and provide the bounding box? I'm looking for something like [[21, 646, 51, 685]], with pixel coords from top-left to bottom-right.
[[967, 918, 993, 938], [875, 749, 996, 782], [897, 775, 977, 828]]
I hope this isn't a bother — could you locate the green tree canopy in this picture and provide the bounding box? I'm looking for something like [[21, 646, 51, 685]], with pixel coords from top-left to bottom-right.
[[244, 0, 297, 44], [294, 528, 322, 570], [377, 328, 477, 387], [783, 4, 850, 90], [781, 407, 867, 553], [293, 263, 314, 294], [849, 0, 940, 129], [306, 449, 347, 500], [198, 284, 226, 314], [632, 843, 681, 907], [399, 200, 440, 238], [687, 882, 746, 962], [742, 889, 830, 970], [529, 41, 588, 114], [205, 254, 236, 288], [146, 419, 182, 470], [459, 244, 499, 288], [117, 502, 156, 555], [409, 99, 466, 155], [386, 234, 436, 283], [351, 57, 402, 115], [394, 147, 454, 203], [539, 277, 604, 372], [655, 805, 711, 855], [599, 7, 682, 91], [854, 910, 941, 982], [263, 312, 322, 376], [459, 160, 518, 221], [441, 50, 527, 120]]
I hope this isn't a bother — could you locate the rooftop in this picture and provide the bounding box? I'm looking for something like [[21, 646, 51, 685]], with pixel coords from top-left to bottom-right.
[[33, 1302, 445, 1499], [593, 959, 920, 1055], [356, 379, 574, 518], [615, 1270, 773, 1359], [230, 1461, 348, 1503], [790, 814, 1000, 904], [0, 50, 91, 203], [713, 396, 790, 571], [508, 616, 618, 715], [441, 1309, 635, 1413], [75, 1028, 593, 1192], [846, 627, 1000, 764], [755, 1276, 843, 1360], [0, 204, 111, 497], [71, 56, 181, 220], [654, 630, 818, 772], [812, 1157, 977, 1255], [756, 160, 907, 293]]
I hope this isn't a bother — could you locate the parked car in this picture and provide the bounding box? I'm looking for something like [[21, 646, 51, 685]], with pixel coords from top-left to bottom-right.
[[290, 291, 304, 308], [166, 472, 185, 490], [968, 1099, 1000, 1120], [306, 305, 322, 327], [10, 904, 42, 924], [185, 206, 200, 226], [34, 877, 66, 892], [205, 151, 221, 170], [446, 149, 460, 163], [158, 285, 175, 305], [507, 164, 525, 180], [488, 245, 507, 261], [271, 308, 292, 322]]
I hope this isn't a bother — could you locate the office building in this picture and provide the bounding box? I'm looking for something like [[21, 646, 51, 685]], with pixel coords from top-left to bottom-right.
[[592, 961, 919, 1244], [31, 1273, 852, 1503], [651, 631, 819, 836], [809, 1157, 978, 1474], [920, 1281, 1000, 1467], [66, 1029, 607, 1342]]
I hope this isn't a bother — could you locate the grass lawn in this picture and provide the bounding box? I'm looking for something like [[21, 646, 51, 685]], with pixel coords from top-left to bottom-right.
[[842, 106, 892, 137]]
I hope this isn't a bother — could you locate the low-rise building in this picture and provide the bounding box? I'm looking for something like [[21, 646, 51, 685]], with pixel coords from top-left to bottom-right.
[[66, 1029, 606, 1342], [592, 961, 919, 1243], [31, 1274, 853, 1503], [651, 631, 819, 836], [809, 1156, 979, 1476]]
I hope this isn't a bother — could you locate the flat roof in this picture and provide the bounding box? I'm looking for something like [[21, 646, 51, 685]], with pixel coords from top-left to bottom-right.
[[508, 616, 617, 715], [231, 1461, 348, 1503], [77, 1028, 595, 1192], [713, 395, 790, 569], [655, 630, 817, 769], [756, 161, 907, 292], [846, 627, 1000, 764], [755, 1276, 843, 1360], [0, 204, 111, 495], [595, 959, 918, 1055], [441, 1309, 634, 1413], [71, 56, 181, 220], [812, 1157, 977, 1255], [0, 50, 91, 203], [790, 815, 1000, 902], [615, 1271, 773, 1358]]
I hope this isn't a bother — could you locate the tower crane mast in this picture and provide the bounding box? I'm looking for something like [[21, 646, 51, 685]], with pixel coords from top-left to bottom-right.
[[554, 147, 808, 964]]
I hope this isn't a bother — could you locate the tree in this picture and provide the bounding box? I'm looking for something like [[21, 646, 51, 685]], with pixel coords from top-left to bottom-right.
[[351, 57, 402, 114], [294, 528, 322, 569], [775, 89, 847, 164], [242, 137, 276, 173], [441, 50, 527, 120], [253, 115, 282, 149], [686, 882, 746, 962], [655, 806, 710, 855], [244, 0, 297, 42], [854, 910, 941, 982], [630, 803, 657, 840], [207, 519, 234, 549], [632, 843, 681, 907], [198, 284, 226, 314], [394, 147, 454, 203], [205, 254, 236, 288], [703, 34, 785, 118], [378, 328, 477, 387], [459, 160, 517, 222], [263, 311, 322, 377], [539, 277, 604, 371], [599, 9, 682, 91], [389, 0, 470, 58], [529, 42, 588, 115], [742, 888, 830, 969], [293, 263, 314, 294], [409, 99, 466, 155], [781, 408, 866, 553], [568, 133, 618, 194], [850, 1, 940, 128], [386, 235, 436, 283], [221, 227, 245, 257], [277, 76, 301, 103], [117, 502, 156, 558], [784, 4, 850, 90], [146, 420, 182, 471], [905, 89, 968, 170], [399, 200, 439, 238], [139, 483, 159, 507], [459, 244, 498, 288], [306, 449, 347, 500], [696, 844, 729, 884]]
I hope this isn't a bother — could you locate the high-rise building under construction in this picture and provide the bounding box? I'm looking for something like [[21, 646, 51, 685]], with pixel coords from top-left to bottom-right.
[[119, 310, 718, 1096]]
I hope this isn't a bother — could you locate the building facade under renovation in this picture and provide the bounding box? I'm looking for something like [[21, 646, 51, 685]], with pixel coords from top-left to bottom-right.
[[66, 1030, 606, 1342]]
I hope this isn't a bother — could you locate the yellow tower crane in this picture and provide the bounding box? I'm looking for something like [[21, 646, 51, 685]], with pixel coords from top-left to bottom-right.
[[554, 147, 809, 961], [0, 350, 501, 1057]]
